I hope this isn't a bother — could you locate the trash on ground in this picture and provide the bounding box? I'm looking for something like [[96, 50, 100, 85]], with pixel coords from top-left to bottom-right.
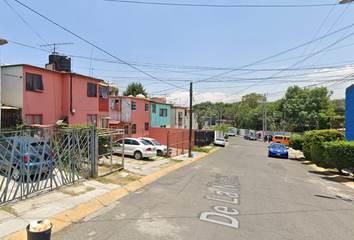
[[29, 219, 52, 232]]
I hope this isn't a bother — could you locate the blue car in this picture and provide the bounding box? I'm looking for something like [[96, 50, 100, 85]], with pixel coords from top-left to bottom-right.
[[0, 136, 56, 181], [268, 143, 289, 159]]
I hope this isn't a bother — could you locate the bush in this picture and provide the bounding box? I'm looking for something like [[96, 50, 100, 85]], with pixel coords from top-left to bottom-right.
[[324, 141, 354, 173], [290, 134, 304, 151], [224, 135, 229, 140], [303, 131, 316, 160], [304, 130, 345, 168]]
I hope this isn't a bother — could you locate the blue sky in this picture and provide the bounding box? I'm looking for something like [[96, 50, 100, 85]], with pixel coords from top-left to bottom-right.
[[1, 0, 354, 106]]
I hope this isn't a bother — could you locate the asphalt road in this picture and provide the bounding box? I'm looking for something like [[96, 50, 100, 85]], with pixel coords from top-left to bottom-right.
[[53, 137, 354, 240]]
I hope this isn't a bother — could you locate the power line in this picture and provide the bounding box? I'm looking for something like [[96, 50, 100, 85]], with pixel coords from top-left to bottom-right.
[[13, 0, 184, 90], [105, 0, 337, 8]]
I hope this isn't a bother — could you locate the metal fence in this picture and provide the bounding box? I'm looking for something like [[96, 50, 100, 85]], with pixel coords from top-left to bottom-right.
[[194, 130, 215, 147], [97, 128, 125, 177], [0, 127, 96, 204]]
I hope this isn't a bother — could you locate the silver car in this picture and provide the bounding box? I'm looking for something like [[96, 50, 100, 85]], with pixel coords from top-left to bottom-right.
[[138, 137, 171, 156], [113, 138, 157, 160]]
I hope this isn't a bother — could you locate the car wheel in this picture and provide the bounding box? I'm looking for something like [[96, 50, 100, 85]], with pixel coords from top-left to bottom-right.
[[11, 165, 22, 181], [134, 151, 143, 160], [157, 150, 163, 156]]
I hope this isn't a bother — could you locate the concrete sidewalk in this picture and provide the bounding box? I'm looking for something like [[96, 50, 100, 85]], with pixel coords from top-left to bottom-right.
[[0, 149, 217, 240]]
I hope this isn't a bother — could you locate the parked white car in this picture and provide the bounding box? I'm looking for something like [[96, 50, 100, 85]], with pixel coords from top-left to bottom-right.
[[113, 138, 157, 160], [138, 137, 172, 156], [214, 138, 226, 147]]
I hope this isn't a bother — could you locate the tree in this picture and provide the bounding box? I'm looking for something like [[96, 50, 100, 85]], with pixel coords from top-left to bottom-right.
[[123, 82, 148, 97]]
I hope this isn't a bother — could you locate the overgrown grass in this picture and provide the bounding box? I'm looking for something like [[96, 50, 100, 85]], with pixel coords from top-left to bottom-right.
[[171, 159, 184, 163], [58, 184, 96, 197], [193, 146, 211, 153], [1, 205, 18, 217]]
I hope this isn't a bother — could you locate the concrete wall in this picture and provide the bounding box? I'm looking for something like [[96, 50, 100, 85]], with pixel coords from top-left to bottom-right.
[[1, 65, 24, 109], [149, 127, 193, 150]]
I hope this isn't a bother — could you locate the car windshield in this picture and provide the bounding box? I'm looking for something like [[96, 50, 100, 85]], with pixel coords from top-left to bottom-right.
[[151, 139, 162, 146], [270, 144, 286, 149], [216, 138, 224, 141]]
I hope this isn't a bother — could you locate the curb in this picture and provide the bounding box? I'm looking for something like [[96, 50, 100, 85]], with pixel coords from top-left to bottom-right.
[[2, 147, 221, 240]]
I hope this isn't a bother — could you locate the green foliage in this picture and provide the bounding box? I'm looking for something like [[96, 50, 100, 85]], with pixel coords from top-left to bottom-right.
[[324, 141, 354, 172], [193, 146, 211, 153], [303, 130, 345, 167], [224, 135, 229, 139], [289, 134, 304, 151], [212, 124, 230, 134], [330, 115, 345, 129], [123, 82, 148, 98], [317, 113, 330, 130]]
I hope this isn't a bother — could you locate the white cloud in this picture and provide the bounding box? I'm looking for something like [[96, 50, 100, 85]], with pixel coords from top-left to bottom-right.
[[165, 91, 242, 106]]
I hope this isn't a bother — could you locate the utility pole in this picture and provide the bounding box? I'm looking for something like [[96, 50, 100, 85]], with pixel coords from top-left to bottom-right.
[[209, 106, 212, 127], [283, 98, 287, 135], [262, 93, 267, 140], [189, 82, 193, 157]]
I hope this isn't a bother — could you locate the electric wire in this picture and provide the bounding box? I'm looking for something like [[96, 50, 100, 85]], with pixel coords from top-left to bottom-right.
[[104, 0, 337, 8], [13, 0, 184, 90]]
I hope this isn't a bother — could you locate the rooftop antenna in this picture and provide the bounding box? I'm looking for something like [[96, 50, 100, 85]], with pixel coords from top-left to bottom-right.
[[40, 42, 73, 52]]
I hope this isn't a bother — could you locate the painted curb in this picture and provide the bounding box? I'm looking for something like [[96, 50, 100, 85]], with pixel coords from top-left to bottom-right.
[[2, 146, 223, 240]]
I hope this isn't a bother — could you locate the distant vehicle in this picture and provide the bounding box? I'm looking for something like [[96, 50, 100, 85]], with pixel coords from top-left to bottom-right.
[[0, 136, 56, 181], [225, 132, 235, 137], [113, 138, 157, 160], [268, 143, 289, 159], [214, 138, 226, 147], [273, 135, 290, 146], [138, 137, 171, 156], [248, 135, 257, 141], [244, 135, 250, 140]]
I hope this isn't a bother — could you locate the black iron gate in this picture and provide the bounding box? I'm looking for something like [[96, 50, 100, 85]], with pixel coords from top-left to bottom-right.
[[194, 130, 215, 147]]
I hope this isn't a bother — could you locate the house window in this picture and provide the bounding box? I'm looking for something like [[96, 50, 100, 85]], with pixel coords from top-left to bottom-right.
[[114, 99, 119, 105], [99, 86, 109, 99], [87, 83, 97, 97], [26, 115, 42, 125], [132, 101, 136, 111], [160, 125, 166, 128], [159, 108, 167, 117], [152, 104, 156, 113], [26, 73, 43, 92], [124, 125, 129, 135], [99, 118, 108, 129], [132, 124, 136, 134], [185, 110, 187, 116], [145, 122, 149, 131], [87, 114, 97, 125], [145, 103, 149, 112]]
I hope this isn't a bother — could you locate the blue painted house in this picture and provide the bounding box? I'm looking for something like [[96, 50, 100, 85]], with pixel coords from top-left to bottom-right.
[[150, 98, 171, 127], [346, 84, 354, 140]]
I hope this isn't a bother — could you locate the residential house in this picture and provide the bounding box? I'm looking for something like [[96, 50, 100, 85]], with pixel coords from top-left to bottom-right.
[[170, 105, 188, 129], [150, 98, 171, 128], [1, 56, 109, 128], [109, 94, 150, 138]]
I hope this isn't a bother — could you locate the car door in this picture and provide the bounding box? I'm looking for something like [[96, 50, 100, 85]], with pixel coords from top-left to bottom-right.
[[123, 139, 134, 156], [113, 139, 123, 154]]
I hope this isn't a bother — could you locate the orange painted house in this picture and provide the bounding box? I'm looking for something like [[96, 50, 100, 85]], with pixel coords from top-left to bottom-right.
[[109, 95, 150, 138], [1, 64, 109, 127]]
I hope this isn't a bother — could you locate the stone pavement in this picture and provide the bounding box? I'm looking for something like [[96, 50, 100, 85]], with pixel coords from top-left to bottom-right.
[[0, 149, 213, 240]]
